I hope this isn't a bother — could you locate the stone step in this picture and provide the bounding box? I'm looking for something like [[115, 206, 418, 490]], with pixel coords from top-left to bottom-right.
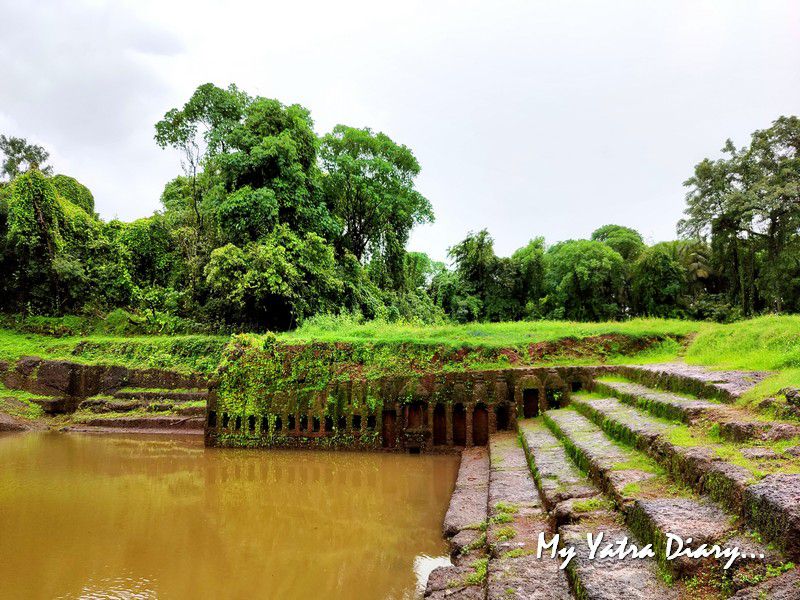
[[595, 379, 800, 442], [559, 523, 679, 600], [518, 418, 599, 520], [731, 567, 800, 599], [542, 406, 782, 587], [569, 395, 800, 562], [542, 408, 665, 508], [442, 447, 490, 560], [614, 364, 768, 403], [112, 388, 208, 402], [518, 421, 677, 598], [427, 448, 490, 599], [78, 398, 206, 416], [593, 379, 720, 423], [486, 432, 571, 599]]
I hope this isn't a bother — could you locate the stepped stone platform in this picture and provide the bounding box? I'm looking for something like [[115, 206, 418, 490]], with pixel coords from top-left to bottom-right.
[[595, 379, 800, 442], [570, 392, 800, 560], [615, 363, 769, 402], [427, 447, 489, 599], [428, 364, 799, 599], [486, 432, 570, 600], [519, 419, 674, 599]]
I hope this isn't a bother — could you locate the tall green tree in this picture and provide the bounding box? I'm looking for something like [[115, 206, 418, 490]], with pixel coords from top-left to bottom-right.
[[591, 224, 645, 261], [0, 135, 52, 180], [543, 240, 625, 321], [320, 125, 433, 287], [681, 116, 800, 314], [630, 243, 686, 317]]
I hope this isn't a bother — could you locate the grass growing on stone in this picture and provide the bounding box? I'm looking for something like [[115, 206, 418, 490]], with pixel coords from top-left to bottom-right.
[[0, 329, 227, 375], [0, 382, 45, 419], [283, 317, 705, 347]]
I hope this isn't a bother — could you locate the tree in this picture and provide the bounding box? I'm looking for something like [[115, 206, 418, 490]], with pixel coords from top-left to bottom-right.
[[543, 240, 625, 321], [681, 116, 800, 314], [0, 135, 52, 180], [320, 125, 433, 281], [205, 225, 342, 329], [155, 83, 250, 229], [51, 175, 94, 214], [591, 224, 645, 261], [5, 170, 63, 309], [510, 237, 546, 317], [447, 230, 497, 316], [630, 243, 686, 317]]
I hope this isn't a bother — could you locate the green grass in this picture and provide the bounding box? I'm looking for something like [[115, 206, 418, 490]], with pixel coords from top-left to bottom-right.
[[0, 381, 46, 419], [282, 317, 705, 347], [685, 315, 800, 370], [0, 329, 227, 375], [684, 315, 800, 407]]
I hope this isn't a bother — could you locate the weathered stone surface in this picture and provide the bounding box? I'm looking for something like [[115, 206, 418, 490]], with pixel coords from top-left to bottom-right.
[[78, 398, 141, 413], [519, 419, 597, 510], [488, 434, 529, 470], [487, 553, 570, 600], [732, 567, 800, 599], [450, 529, 482, 556], [486, 432, 571, 598], [552, 496, 608, 526], [425, 565, 476, 593], [0, 412, 43, 432], [570, 394, 759, 515], [571, 396, 673, 450], [635, 497, 734, 541], [617, 363, 768, 402], [1, 356, 207, 399], [113, 389, 208, 402], [740, 447, 780, 460], [719, 419, 800, 442], [743, 474, 800, 559], [544, 408, 661, 504], [443, 448, 489, 537], [594, 379, 719, 423], [488, 469, 541, 510], [561, 523, 679, 599], [629, 497, 735, 576]]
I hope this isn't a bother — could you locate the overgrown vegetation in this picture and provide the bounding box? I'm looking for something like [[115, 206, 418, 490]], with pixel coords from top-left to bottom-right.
[[2, 90, 798, 330]]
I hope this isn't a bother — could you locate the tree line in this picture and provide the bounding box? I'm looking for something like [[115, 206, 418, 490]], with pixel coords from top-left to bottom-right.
[[0, 85, 798, 330]]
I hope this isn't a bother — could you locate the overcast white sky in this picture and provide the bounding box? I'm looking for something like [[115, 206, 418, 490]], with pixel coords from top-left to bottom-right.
[[1, 0, 798, 261]]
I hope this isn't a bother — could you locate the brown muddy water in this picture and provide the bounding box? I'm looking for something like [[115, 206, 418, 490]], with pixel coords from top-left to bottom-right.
[[0, 432, 459, 600]]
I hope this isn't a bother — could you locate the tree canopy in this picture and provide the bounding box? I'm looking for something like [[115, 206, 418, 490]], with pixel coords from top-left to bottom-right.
[[1, 100, 798, 329]]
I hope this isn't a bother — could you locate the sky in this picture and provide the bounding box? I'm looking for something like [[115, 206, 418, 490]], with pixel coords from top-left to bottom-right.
[[1, 0, 798, 262]]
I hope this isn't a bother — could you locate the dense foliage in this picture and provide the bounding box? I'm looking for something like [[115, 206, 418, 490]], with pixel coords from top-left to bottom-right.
[[1, 89, 797, 328]]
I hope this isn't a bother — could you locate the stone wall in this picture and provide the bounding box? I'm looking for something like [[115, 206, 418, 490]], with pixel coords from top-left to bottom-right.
[[206, 366, 612, 452]]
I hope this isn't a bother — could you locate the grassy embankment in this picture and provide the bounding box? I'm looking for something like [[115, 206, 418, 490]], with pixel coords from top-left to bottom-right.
[[2, 314, 800, 415]]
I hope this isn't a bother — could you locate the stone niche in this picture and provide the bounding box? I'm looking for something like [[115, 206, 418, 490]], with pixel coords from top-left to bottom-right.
[[205, 366, 607, 453]]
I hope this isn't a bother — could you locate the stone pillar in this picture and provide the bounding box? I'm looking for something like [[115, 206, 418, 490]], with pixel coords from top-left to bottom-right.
[[446, 403, 453, 446], [466, 404, 474, 447]]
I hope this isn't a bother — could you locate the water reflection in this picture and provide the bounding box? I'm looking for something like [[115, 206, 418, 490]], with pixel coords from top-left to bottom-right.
[[0, 432, 458, 599]]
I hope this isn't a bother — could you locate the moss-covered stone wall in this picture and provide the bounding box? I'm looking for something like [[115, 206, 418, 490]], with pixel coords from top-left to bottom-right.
[[206, 334, 613, 452]]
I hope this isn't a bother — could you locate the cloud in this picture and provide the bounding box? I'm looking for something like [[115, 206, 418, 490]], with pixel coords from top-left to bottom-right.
[[0, 0, 182, 217], [1, 0, 799, 254]]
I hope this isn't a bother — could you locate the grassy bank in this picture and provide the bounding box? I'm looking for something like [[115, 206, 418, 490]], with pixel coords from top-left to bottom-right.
[[684, 315, 800, 405], [280, 316, 707, 347], [0, 329, 227, 375]]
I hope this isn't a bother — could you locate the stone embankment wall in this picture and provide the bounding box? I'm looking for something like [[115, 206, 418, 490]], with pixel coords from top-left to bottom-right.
[[0, 356, 205, 398], [205, 365, 611, 451]]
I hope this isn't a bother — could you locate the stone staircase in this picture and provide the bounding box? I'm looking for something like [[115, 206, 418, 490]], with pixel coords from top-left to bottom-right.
[[67, 387, 208, 433], [428, 367, 800, 599]]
